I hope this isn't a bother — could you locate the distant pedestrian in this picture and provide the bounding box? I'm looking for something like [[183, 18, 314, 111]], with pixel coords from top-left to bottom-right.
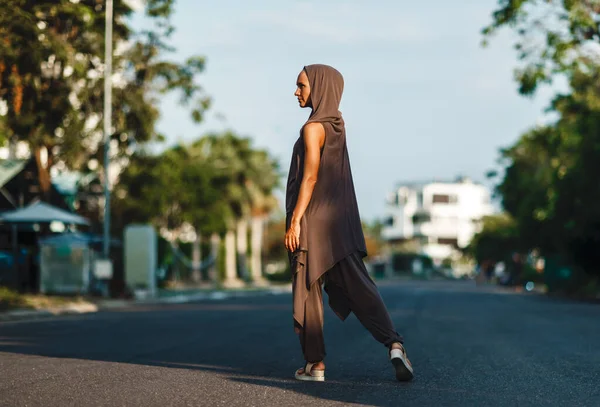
[[495, 261, 507, 284], [475, 259, 494, 285], [284, 64, 413, 382], [509, 252, 523, 289]]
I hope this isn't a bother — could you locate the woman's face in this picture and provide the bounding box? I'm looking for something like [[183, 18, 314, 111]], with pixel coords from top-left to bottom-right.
[[294, 70, 311, 108]]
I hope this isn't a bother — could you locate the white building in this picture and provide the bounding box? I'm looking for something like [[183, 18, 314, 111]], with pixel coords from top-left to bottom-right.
[[381, 177, 495, 263]]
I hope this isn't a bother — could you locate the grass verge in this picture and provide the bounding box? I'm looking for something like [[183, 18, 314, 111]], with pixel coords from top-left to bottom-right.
[[0, 286, 89, 312]]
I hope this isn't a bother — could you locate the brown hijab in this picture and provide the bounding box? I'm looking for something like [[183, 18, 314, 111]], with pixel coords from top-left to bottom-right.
[[304, 64, 344, 132], [286, 64, 367, 328]]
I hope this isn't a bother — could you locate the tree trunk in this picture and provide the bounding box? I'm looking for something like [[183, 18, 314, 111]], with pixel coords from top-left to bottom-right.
[[208, 233, 220, 285], [223, 229, 243, 288], [191, 230, 201, 283], [34, 146, 52, 202], [250, 216, 268, 286], [236, 218, 248, 280]]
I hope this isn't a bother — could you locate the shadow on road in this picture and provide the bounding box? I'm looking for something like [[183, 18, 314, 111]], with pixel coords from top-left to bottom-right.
[[2, 280, 597, 406], [0, 290, 427, 406]]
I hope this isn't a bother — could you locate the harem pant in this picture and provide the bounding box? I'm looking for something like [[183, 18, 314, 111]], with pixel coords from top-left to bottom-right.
[[295, 251, 404, 363]]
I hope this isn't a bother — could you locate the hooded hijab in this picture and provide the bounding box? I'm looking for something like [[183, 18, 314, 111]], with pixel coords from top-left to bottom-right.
[[286, 64, 367, 328]]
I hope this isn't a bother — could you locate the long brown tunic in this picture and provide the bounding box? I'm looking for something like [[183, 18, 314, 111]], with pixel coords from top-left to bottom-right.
[[285, 64, 367, 328]]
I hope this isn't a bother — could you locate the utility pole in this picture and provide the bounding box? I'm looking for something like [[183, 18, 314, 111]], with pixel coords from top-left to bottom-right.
[[103, 0, 113, 259]]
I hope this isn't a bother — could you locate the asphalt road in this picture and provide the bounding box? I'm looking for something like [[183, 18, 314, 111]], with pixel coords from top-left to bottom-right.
[[1, 279, 599, 407]]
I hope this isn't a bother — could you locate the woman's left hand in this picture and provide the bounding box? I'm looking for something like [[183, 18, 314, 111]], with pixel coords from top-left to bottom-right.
[[285, 220, 301, 252]]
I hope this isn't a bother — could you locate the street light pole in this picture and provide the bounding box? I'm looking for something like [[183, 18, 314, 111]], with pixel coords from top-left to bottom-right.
[[103, 0, 113, 259]]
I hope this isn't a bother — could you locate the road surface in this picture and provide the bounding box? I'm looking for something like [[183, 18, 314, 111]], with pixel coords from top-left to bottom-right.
[[1, 280, 599, 406]]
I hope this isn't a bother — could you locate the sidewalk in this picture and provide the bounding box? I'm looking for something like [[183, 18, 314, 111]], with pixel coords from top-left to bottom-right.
[[0, 283, 292, 322]]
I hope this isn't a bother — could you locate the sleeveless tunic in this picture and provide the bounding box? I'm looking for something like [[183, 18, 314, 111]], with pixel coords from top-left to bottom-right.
[[285, 120, 367, 327]]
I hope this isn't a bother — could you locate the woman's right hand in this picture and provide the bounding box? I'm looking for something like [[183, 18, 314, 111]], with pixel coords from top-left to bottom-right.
[[285, 220, 301, 252]]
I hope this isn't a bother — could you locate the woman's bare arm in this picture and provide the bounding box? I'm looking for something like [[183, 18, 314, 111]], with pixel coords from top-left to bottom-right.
[[285, 122, 325, 252]]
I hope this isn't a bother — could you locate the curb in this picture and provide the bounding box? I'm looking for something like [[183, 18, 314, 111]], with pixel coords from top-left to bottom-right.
[[0, 303, 99, 322], [95, 285, 292, 308], [0, 284, 292, 323]]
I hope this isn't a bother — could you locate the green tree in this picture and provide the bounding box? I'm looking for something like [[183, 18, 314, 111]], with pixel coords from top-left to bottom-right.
[[542, 68, 600, 272], [0, 0, 209, 201], [495, 125, 560, 254], [114, 131, 281, 284], [468, 213, 520, 263], [483, 0, 600, 95], [483, 1, 600, 277], [112, 144, 223, 238], [488, 71, 600, 274], [188, 132, 280, 283], [244, 150, 281, 284]]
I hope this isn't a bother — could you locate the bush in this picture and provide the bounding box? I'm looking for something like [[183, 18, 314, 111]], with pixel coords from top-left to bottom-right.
[[0, 286, 28, 311]]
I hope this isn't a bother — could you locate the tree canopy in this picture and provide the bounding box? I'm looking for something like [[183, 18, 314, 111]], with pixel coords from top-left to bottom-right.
[[484, 0, 600, 276], [0, 0, 209, 197], [112, 132, 281, 239], [483, 0, 600, 95]]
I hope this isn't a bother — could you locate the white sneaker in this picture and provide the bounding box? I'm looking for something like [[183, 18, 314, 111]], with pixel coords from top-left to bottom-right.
[[294, 362, 325, 382], [390, 344, 414, 381]]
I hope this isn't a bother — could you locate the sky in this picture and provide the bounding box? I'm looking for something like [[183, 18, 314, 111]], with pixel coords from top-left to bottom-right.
[[130, 0, 560, 221]]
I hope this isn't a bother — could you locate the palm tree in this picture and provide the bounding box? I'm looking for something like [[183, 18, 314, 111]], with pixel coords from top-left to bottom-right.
[[187, 131, 280, 287], [216, 137, 281, 285], [188, 132, 247, 287], [243, 150, 281, 285]]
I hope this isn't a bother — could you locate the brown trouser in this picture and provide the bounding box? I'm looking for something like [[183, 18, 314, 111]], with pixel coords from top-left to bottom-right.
[[295, 251, 404, 363]]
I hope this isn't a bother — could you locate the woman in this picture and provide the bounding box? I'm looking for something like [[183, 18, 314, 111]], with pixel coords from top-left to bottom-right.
[[284, 64, 414, 382]]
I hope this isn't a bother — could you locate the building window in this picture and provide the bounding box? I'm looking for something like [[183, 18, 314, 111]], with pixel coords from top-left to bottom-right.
[[384, 216, 394, 227], [412, 212, 430, 224], [437, 237, 458, 247], [432, 194, 458, 204]]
